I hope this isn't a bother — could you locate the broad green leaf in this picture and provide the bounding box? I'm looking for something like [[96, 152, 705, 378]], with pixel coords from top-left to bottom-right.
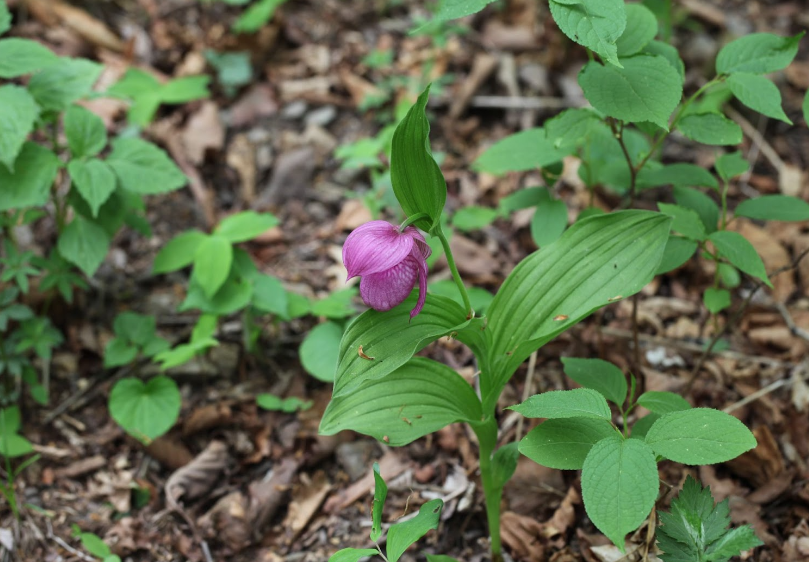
[[107, 68, 160, 98], [629, 413, 659, 440], [0, 2, 11, 35], [427, 280, 494, 315], [485, 211, 670, 410], [251, 273, 288, 315], [673, 186, 719, 233], [715, 151, 748, 181], [474, 128, 569, 175], [519, 417, 615, 469], [718, 263, 741, 288], [708, 231, 770, 286], [0, 433, 33, 457], [103, 337, 139, 368], [215, 211, 279, 243], [0, 407, 21, 434], [57, 216, 110, 277], [321, 357, 482, 447], [78, 533, 112, 558], [433, 0, 498, 21], [657, 203, 707, 241], [232, 0, 286, 33], [636, 391, 690, 415], [193, 235, 233, 298], [452, 206, 498, 231], [545, 108, 601, 150], [68, 159, 117, 218], [328, 549, 379, 562], [108, 376, 181, 443], [645, 408, 757, 464], [28, 58, 102, 111], [386, 498, 443, 562], [390, 86, 446, 231], [0, 85, 39, 170], [499, 187, 545, 213], [561, 357, 627, 405], [727, 73, 791, 124], [549, 0, 626, 67], [159, 75, 211, 103], [615, 3, 658, 57], [107, 138, 187, 194], [331, 293, 475, 397], [300, 321, 343, 382], [64, 105, 106, 159], [716, 32, 803, 74], [310, 288, 357, 319], [371, 462, 387, 542], [678, 113, 742, 146], [510, 388, 611, 420], [641, 163, 718, 190], [114, 312, 156, 346], [578, 124, 650, 190], [152, 230, 207, 273], [703, 287, 731, 314], [643, 40, 685, 81], [735, 195, 809, 222], [0, 38, 59, 78], [581, 435, 659, 550], [578, 55, 683, 129], [492, 442, 520, 488], [530, 197, 567, 247]]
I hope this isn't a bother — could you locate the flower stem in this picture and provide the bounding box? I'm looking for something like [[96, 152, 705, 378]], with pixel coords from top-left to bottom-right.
[[436, 226, 473, 317], [398, 212, 429, 233], [473, 416, 503, 562]]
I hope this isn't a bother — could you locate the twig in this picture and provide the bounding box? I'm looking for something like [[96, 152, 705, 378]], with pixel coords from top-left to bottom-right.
[[46, 520, 94, 562], [774, 301, 809, 342], [515, 351, 538, 441], [725, 106, 785, 172], [722, 372, 802, 414], [469, 95, 575, 110]]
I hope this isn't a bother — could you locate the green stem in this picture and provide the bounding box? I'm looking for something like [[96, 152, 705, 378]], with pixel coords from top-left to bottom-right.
[[473, 417, 503, 562], [436, 226, 473, 317], [398, 212, 429, 232]]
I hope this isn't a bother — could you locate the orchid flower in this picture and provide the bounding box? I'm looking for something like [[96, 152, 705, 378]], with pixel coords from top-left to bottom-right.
[[342, 220, 431, 319]]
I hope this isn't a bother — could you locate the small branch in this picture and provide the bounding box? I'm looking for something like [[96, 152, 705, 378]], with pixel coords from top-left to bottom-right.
[[723, 366, 808, 414]]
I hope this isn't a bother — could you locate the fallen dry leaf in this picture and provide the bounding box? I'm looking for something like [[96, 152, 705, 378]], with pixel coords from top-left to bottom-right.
[[282, 471, 331, 538], [500, 511, 546, 562], [183, 101, 224, 165], [165, 441, 230, 509]]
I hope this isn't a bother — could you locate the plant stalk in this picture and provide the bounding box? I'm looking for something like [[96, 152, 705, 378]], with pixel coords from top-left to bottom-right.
[[473, 416, 503, 562], [436, 226, 473, 317]]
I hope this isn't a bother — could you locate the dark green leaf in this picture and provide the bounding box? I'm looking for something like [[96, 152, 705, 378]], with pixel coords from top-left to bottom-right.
[[678, 113, 742, 146], [716, 32, 803, 74], [371, 462, 387, 542], [641, 163, 718, 190], [727, 73, 791, 124], [300, 321, 343, 382], [510, 388, 612, 420], [615, 3, 657, 57], [107, 138, 187, 195], [561, 357, 627, 405], [0, 85, 40, 170], [735, 195, 809, 221], [657, 203, 707, 241], [549, 0, 626, 67], [520, 417, 616, 469], [0, 142, 60, 211], [673, 186, 719, 233], [708, 231, 770, 286], [57, 216, 110, 277], [27, 58, 102, 111], [64, 105, 107, 158], [0, 38, 59, 78], [68, 159, 117, 218], [386, 499, 443, 562]]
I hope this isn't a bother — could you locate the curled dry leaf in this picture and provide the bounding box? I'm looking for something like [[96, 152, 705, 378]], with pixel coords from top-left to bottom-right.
[[165, 441, 230, 509], [500, 511, 546, 562], [198, 491, 251, 553], [183, 101, 224, 165], [24, 0, 125, 52], [282, 471, 331, 538], [182, 402, 234, 436], [247, 457, 300, 540]]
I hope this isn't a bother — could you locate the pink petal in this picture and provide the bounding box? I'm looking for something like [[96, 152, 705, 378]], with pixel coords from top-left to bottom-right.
[[359, 255, 419, 312], [404, 226, 432, 260], [409, 245, 429, 319], [343, 221, 414, 278]]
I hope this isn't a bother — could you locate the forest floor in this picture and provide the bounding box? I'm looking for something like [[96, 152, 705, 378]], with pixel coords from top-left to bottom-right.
[[3, 0, 809, 561]]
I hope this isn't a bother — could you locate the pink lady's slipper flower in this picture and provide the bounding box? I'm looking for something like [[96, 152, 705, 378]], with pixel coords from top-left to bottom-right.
[[342, 220, 432, 319]]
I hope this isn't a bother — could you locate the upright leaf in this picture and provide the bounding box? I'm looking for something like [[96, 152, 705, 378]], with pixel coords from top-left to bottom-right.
[[320, 357, 482, 446], [193, 235, 233, 298], [57, 215, 110, 277], [561, 357, 627, 405], [390, 86, 447, 231], [64, 105, 107, 158], [0, 2, 11, 35], [300, 321, 343, 382], [549, 0, 626, 67], [727, 73, 791, 124], [371, 462, 387, 542], [578, 55, 683, 129], [581, 435, 659, 550], [0, 85, 39, 171], [716, 32, 803, 74], [386, 499, 443, 562], [68, 159, 117, 218]]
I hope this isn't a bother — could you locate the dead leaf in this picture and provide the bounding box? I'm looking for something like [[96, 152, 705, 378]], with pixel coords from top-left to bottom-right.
[[226, 134, 257, 205], [228, 84, 279, 128], [500, 511, 546, 562], [183, 101, 224, 165], [450, 53, 498, 119], [324, 451, 409, 512], [334, 199, 372, 232], [247, 457, 300, 539], [726, 425, 784, 486], [339, 68, 383, 107], [198, 491, 251, 553], [165, 441, 230, 509], [543, 486, 580, 538], [24, 0, 125, 52], [729, 220, 794, 301], [183, 402, 234, 436], [282, 471, 331, 538], [53, 455, 106, 479], [145, 435, 194, 470]]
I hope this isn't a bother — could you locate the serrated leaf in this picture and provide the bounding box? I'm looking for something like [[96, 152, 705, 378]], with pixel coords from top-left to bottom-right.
[[193, 235, 233, 298], [28, 58, 102, 111], [0, 38, 59, 78], [645, 408, 757, 464], [549, 0, 626, 67], [371, 462, 387, 542], [108, 376, 181, 443], [735, 195, 809, 221], [637, 391, 690, 415], [320, 357, 482, 447], [390, 86, 447, 231], [520, 417, 616, 469], [561, 357, 627, 405], [705, 525, 762, 560], [153, 230, 208, 273], [716, 32, 803, 74], [678, 113, 743, 146], [643, 40, 685, 80], [578, 55, 683, 129], [64, 105, 107, 158], [545, 108, 602, 150], [703, 287, 731, 313], [57, 216, 110, 277], [708, 231, 770, 286], [615, 3, 657, 57], [474, 128, 569, 175], [581, 435, 659, 550], [215, 211, 279, 242], [386, 498, 443, 562], [510, 388, 612, 420], [68, 159, 117, 218], [657, 203, 707, 241], [673, 186, 719, 233], [300, 321, 343, 382], [0, 85, 40, 171], [107, 138, 187, 195], [727, 73, 791, 124]]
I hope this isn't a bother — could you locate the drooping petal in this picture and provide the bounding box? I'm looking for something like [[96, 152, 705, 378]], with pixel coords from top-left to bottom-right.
[[404, 225, 432, 261], [359, 255, 419, 312], [409, 245, 429, 319], [343, 221, 413, 278]]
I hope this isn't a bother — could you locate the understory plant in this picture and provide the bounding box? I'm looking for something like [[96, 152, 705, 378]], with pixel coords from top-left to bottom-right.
[[315, 0, 807, 556]]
